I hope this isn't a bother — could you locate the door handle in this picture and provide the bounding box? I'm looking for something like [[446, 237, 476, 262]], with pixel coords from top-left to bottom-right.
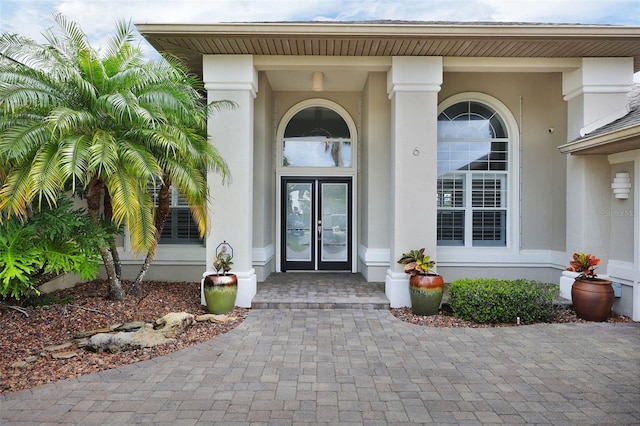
[[317, 220, 322, 237]]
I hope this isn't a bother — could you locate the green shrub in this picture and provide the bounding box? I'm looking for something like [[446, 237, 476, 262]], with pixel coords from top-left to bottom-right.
[[448, 278, 559, 324], [0, 198, 109, 300]]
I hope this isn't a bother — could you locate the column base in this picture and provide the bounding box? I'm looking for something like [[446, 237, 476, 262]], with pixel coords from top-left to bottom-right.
[[385, 269, 410, 308]]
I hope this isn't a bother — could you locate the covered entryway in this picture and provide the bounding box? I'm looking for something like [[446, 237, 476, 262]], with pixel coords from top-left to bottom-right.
[[281, 177, 352, 271], [276, 100, 358, 274]]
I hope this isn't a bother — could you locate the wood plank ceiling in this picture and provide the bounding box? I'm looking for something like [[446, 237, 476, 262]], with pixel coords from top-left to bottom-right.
[[137, 22, 640, 73]]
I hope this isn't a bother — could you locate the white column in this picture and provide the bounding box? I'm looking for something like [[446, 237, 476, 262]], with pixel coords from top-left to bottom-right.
[[202, 55, 258, 307], [562, 58, 633, 263], [385, 57, 443, 307]]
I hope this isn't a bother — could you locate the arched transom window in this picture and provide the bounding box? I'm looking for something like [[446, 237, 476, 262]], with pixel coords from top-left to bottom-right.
[[437, 100, 509, 247], [282, 106, 352, 168]]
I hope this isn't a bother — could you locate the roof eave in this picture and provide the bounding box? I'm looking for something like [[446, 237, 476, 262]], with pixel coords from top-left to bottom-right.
[[136, 21, 640, 39], [559, 125, 640, 155]]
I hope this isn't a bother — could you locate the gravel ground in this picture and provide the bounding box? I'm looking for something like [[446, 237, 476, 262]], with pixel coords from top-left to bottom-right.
[[1, 280, 633, 395]]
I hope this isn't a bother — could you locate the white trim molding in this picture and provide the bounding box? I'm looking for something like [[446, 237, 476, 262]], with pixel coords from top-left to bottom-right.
[[358, 245, 390, 267], [252, 244, 274, 267], [607, 259, 640, 321], [437, 249, 566, 269]]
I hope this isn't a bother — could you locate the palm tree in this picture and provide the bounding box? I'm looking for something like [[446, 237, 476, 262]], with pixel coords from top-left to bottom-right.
[[0, 14, 230, 300]]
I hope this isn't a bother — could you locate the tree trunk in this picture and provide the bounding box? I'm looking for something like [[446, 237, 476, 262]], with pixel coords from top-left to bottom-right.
[[129, 182, 172, 296], [103, 190, 122, 280], [86, 177, 125, 301]]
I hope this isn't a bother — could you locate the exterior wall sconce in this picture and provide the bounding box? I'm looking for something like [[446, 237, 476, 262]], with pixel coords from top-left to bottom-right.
[[312, 71, 323, 91], [611, 172, 631, 199]]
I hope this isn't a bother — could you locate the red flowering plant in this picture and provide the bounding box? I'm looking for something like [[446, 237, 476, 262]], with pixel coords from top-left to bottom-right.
[[566, 252, 601, 280], [397, 248, 437, 276]]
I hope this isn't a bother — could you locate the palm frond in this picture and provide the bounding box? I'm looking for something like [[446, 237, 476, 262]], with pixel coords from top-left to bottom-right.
[[0, 165, 35, 218], [58, 135, 91, 191], [0, 121, 50, 161], [47, 107, 97, 136], [87, 130, 118, 176], [30, 142, 64, 209]]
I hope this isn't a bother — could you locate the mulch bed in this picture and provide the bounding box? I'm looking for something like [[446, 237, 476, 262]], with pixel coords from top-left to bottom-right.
[[0, 280, 634, 395], [390, 305, 633, 327]]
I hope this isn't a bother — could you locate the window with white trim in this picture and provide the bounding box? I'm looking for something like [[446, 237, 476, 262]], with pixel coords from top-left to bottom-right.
[[282, 106, 352, 168], [148, 183, 202, 245], [437, 101, 509, 247]]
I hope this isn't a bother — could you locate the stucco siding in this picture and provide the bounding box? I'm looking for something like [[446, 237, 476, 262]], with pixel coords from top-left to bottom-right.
[[253, 72, 275, 278], [440, 72, 567, 252], [253, 73, 275, 250], [361, 72, 391, 249], [359, 72, 392, 280], [609, 162, 634, 263]]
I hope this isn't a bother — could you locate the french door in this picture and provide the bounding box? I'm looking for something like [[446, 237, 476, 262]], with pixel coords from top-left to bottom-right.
[[281, 177, 352, 271]]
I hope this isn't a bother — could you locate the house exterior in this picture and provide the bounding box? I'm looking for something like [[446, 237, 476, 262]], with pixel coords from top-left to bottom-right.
[[127, 21, 640, 320]]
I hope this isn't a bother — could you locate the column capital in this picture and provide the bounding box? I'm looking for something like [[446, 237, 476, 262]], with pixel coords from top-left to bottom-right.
[[562, 57, 633, 101], [203, 55, 258, 98], [387, 57, 443, 99]]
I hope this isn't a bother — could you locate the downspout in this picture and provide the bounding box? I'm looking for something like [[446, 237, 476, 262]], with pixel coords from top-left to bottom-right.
[[635, 157, 640, 321], [519, 95, 523, 252]]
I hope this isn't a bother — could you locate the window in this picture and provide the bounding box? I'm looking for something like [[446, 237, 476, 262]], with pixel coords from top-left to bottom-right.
[[437, 101, 509, 247], [282, 106, 352, 168], [149, 183, 202, 245]]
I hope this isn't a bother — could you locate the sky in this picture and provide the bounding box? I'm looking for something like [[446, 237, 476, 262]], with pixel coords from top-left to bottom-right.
[[0, 0, 639, 63]]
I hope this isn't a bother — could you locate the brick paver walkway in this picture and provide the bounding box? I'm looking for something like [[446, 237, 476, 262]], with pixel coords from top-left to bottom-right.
[[2, 276, 639, 425]]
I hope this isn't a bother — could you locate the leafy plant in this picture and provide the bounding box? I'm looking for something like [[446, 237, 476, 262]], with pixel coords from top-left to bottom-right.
[[397, 248, 436, 276], [448, 278, 558, 324], [0, 198, 108, 300], [566, 252, 601, 280], [213, 252, 233, 276]]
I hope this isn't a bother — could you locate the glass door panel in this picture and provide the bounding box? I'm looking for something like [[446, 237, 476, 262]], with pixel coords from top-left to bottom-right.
[[285, 182, 313, 267], [320, 183, 348, 262]]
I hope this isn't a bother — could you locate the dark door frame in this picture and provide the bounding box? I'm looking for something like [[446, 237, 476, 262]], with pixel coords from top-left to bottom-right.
[[280, 176, 352, 272]]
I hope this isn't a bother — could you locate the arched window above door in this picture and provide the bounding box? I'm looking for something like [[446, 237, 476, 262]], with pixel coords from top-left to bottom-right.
[[282, 106, 352, 168]]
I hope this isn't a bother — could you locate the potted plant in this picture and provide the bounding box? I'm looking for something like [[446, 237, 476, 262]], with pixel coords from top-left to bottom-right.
[[566, 252, 613, 321], [397, 248, 444, 316], [203, 243, 237, 314]]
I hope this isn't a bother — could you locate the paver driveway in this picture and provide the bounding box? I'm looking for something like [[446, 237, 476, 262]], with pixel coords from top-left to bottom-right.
[[1, 308, 639, 425]]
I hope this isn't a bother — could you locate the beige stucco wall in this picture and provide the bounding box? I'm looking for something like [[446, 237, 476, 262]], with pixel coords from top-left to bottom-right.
[[253, 72, 275, 279], [439, 72, 567, 252], [609, 162, 634, 263], [359, 72, 392, 279]]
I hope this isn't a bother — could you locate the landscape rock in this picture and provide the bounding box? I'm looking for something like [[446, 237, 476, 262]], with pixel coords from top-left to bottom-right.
[[152, 312, 194, 338], [52, 351, 77, 360], [114, 321, 146, 332], [43, 342, 73, 352], [86, 324, 176, 353], [10, 360, 27, 369], [195, 313, 231, 323], [75, 325, 121, 339]]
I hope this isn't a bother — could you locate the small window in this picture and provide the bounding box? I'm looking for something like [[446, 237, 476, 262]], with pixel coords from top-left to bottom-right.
[[149, 183, 202, 244]]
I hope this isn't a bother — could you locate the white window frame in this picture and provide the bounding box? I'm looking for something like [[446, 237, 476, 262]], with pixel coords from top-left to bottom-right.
[[437, 92, 520, 257]]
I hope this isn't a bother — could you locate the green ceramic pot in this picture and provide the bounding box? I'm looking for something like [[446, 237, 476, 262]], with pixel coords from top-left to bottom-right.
[[203, 274, 238, 314], [409, 274, 444, 316]]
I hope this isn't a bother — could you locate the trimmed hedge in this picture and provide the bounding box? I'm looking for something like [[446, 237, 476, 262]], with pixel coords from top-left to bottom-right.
[[448, 278, 559, 324]]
